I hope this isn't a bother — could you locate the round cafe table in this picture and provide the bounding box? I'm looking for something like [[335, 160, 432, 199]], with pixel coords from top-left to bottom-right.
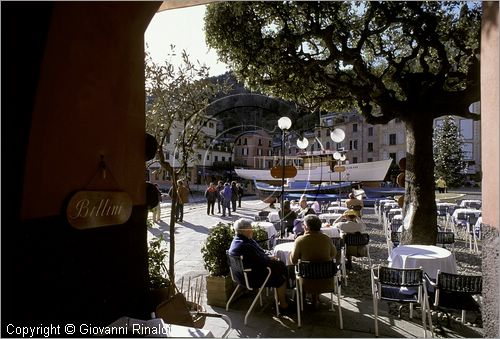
[[327, 206, 348, 214], [318, 213, 343, 224], [320, 225, 340, 238], [252, 221, 277, 247], [388, 244, 457, 279], [273, 242, 295, 266]]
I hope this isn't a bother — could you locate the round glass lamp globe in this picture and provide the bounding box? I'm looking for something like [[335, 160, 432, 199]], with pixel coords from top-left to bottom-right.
[[296, 137, 309, 149], [278, 116, 292, 130], [330, 128, 346, 143], [340, 155, 346, 161], [333, 151, 341, 160]]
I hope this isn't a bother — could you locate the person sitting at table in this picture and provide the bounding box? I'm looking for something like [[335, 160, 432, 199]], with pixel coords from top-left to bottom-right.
[[279, 200, 297, 236], [345, 192, 364, 217], [290, 215, 337, 309], [297, 198, 316, 218], [333, 210, 367, 269], [228, 218, 294, 314]]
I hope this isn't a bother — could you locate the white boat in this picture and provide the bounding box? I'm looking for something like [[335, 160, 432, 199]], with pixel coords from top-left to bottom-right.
[[235, 151, 393, 183]]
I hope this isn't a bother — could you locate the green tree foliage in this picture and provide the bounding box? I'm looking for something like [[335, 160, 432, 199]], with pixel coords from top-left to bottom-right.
[[145, 47, 232, 279], [204, 2, 481, 244], [433, 116, 465, 188]]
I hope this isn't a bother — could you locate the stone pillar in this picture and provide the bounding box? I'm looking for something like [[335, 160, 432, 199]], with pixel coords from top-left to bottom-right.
[[480, 2, 499, 337]]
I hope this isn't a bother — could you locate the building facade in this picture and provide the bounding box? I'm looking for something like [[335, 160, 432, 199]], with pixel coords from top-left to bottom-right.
[[294, 110, 481, 184], [147, 115, 232, 190]]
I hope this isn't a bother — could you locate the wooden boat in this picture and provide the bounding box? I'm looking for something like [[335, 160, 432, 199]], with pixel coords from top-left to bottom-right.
[[253, 179, 355, 203], [435, 193, 466, 203], [235, 151, 392, 183]]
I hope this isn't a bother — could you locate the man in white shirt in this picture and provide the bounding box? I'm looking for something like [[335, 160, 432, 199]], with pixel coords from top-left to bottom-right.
[[333, 210, 367, 269], [334, 210, 366, 236]]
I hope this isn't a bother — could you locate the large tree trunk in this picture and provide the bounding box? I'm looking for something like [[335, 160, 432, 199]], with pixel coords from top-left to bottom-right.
[[401, 116, 438, 245]]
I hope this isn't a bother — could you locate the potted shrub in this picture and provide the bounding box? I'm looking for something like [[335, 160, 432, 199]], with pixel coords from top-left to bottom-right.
[[252, 226, 270, 250], [201, 222, 270, 307], [201, 222, 235, 307], [147, 233, 171, 311]]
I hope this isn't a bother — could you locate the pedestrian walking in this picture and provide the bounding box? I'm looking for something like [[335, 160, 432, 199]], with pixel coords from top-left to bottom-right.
[[168, 179, 190, 222], [216, 180, 224, 214], [231, 181, 238, 212], [435, 176, 447, 193], [237, 183, 244, 208], [221, 182, 232, 217], [152, 183, 162, 223], [204, 182, 218, 215]]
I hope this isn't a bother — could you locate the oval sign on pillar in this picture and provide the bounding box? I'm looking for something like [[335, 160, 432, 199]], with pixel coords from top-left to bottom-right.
[[66, 191, 133, 229], [398, 157, 406, 171], [397, 157, 406, 187]]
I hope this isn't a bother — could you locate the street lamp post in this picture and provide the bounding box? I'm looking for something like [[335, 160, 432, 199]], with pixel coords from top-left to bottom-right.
[[331, 128, 346, 205], [228, 142, 234, 181], [333, 151, 347, 204], [278, 116, 292, 238]]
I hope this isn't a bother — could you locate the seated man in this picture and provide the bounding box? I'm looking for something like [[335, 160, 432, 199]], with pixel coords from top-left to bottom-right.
[[279, 200, 297, 236], [297, 198, 316, 218], [345, 192, 364, 217], [290, 215, 337, 309], [228, 218, 293, 313], [333, 210, 367, 269]]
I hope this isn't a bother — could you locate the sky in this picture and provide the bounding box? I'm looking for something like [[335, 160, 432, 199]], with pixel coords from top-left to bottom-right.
[[144, 5, 230, 76]]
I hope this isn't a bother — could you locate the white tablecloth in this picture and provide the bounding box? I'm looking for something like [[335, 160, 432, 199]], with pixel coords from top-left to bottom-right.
[[268, 211, 280, 222], [436, 202, 457, 208], [273, 242, 295, 266], [387, 208, 402, 218], [252, 221, 277, 247], [388, 245, 457, 279], [451, 208, 482, 221], [382, 202, 399, 214], [318, 213, 343, 224], [377, 199, 396, 212], [459, 199, 482, 209], [320, 226, 340, 238], [327, 206, 348, 213]]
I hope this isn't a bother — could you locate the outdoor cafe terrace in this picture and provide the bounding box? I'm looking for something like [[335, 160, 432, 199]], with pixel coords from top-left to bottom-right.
[[147, 191, 484, 338]]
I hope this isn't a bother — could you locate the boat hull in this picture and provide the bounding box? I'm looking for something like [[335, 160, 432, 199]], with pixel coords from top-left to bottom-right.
[[253, 179, 354, 203], [235, 159, 392, 183]]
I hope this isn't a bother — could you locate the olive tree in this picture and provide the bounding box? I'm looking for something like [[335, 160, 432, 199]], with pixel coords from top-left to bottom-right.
[[145, 48, 231, 279], [204, 1, 481, 244]]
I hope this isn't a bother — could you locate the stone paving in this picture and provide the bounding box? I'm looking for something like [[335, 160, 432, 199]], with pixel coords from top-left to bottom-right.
[[148, 191, 483, 338]]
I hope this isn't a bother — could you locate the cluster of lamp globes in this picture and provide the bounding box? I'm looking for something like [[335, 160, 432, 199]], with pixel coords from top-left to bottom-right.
[[277, 116, 347, 161]]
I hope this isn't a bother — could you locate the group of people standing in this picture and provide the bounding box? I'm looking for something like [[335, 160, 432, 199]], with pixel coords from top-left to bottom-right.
[[204, 180, 244, 217]]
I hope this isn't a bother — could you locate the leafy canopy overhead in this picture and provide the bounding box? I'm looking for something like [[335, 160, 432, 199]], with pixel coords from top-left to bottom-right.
[[205, 1, 481, 123]]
